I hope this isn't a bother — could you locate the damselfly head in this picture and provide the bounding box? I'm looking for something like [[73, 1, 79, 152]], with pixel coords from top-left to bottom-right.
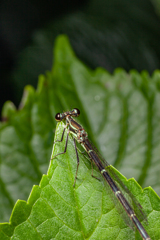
[[55, 108, 80, 121], [55, 113, 62, 121], [72, 108, 80, 117]]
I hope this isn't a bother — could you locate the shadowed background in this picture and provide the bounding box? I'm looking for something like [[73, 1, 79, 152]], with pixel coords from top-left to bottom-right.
[[1, 0, 160, 112]]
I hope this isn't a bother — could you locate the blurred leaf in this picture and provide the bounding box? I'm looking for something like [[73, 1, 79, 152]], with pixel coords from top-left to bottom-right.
[[0, 35, 160, 239], [151, 0, 160, 15]]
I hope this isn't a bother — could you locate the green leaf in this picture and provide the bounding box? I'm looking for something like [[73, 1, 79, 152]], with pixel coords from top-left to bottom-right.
[[0, 35, 160, 239], [0, 122, 159, 239]]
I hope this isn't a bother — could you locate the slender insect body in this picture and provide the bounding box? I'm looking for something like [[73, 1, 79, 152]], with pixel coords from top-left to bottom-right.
[[66, 115, 88, 144], [53, 108, 151, 240]]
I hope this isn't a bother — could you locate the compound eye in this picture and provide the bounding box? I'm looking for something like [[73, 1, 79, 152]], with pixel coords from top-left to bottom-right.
[[73, 108, 80, 116], [55, 113, 61, 121]]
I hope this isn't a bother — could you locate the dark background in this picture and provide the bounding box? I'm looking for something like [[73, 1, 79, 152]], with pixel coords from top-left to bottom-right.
[[1, 0, 160, 114]]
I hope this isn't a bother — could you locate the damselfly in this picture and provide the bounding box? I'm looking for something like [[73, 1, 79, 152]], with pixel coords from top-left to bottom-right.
[[52, 108, 150, 240]]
